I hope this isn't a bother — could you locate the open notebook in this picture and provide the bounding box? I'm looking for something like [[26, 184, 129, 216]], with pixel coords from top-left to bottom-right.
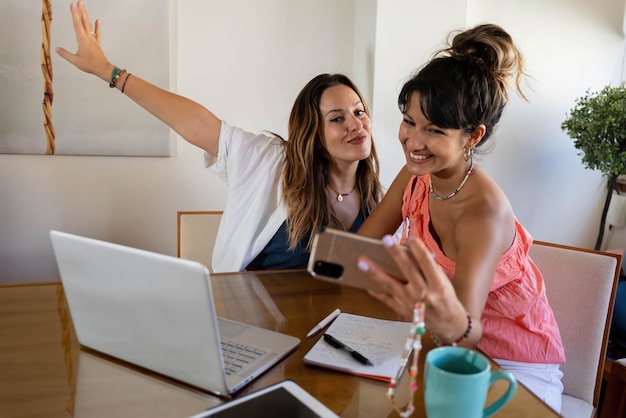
[[303, 312, 411, 381], [50, 230, 300, 397]]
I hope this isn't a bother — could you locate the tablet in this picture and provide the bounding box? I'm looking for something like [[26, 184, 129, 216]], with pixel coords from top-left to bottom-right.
[[188, 380, 338, 418], [307, 227, 407, 293]]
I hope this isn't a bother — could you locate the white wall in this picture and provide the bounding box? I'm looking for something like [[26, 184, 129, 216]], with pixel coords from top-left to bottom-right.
[[466, 0, 626, 247], [1, 0, 624, 284]]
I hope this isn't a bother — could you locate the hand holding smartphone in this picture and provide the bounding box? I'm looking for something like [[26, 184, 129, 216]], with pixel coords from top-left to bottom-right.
[[307, 227, 408, 293]]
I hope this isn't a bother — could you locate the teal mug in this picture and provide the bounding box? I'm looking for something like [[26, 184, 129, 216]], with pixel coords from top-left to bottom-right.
[[424, 346, 517, 418]]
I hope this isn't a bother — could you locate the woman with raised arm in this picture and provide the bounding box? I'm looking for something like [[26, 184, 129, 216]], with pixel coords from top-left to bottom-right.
[[56, 1, 382, 272], [357, 24, 565, 412]]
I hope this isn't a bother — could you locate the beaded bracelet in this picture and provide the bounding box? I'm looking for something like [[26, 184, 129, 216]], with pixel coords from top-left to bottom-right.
[[109, 66, 125, 88], [432, 313, 472, 346]]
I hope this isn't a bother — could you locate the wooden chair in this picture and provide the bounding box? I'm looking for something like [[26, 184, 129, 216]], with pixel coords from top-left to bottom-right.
[[177, 211, 223, 273], [601, 358, 626, 417], [529, 241, 621, 417]]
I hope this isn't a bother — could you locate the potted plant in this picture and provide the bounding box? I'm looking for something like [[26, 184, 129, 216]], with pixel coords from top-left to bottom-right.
[[561, 85, 626, 250]]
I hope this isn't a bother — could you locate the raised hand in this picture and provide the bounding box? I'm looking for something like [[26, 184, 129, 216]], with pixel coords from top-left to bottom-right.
[[55, 1, 114, 83]]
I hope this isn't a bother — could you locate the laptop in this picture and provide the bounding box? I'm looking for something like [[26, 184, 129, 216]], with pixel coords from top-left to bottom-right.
[[49, 230, 300, 397]]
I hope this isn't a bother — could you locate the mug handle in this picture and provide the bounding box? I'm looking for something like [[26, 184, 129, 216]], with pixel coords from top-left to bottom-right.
[[483, 370, 518, 418]]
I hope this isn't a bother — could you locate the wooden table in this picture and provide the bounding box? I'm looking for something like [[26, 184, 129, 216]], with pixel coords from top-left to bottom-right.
[[0, 270, 559, 417]]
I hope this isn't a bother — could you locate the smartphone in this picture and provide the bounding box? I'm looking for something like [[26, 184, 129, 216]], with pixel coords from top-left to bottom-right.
[[307, 227, 407, 293], [188, 380, 338, 418]]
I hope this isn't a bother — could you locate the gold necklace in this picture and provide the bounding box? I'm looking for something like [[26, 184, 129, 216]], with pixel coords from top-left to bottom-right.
[[329, 182, 357, 202]]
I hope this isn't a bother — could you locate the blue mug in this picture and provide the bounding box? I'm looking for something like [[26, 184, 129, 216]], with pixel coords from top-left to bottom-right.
[[424, 346, 517, 418]]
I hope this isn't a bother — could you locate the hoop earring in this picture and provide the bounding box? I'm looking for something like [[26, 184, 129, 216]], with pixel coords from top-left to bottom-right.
[[463, 147, 472, 161]]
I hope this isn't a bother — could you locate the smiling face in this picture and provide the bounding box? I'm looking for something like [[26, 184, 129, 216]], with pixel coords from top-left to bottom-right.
[[399, 92, 472, 178], [319, 84, 372, 165]]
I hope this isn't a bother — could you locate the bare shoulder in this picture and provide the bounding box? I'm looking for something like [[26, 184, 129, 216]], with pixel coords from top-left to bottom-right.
[[458, 167, 515, 249], [467, 166, 512, 217]]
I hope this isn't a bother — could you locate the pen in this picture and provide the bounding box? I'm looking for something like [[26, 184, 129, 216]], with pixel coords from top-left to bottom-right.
[[323, 333, 373, 366], [306, 308, 341, 338]]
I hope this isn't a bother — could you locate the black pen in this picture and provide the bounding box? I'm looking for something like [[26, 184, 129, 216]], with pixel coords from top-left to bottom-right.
[[323, 334, 373, 366]]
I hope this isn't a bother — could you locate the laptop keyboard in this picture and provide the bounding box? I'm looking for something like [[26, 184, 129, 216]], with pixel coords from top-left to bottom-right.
[[220, 341, 266, 376]]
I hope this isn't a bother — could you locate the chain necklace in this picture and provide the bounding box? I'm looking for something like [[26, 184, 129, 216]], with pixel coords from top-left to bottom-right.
[[329, 182, 357, 202], [429, 158, 475, 201]]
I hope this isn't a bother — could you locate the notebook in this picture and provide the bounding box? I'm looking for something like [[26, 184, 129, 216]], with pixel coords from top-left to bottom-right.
[[49, 230, 300, 397], [303, 312, 411, 381]]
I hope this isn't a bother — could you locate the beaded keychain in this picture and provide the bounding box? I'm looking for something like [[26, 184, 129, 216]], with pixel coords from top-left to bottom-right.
[[386, 301, 426, 418]]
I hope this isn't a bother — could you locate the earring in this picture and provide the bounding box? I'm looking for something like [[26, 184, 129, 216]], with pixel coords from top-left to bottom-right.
[[463, 147, 475, 161]]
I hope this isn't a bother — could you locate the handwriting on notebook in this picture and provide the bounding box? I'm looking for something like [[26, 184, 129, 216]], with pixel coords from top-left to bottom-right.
[[303, 312, 411, 381]]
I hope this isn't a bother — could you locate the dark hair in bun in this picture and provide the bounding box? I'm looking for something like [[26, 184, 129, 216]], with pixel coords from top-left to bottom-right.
[[398, 24, 527, 150]]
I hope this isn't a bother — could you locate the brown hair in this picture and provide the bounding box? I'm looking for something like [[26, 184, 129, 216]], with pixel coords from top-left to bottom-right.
[[398, 24, 527, 150], [282, 74, 382, 250]]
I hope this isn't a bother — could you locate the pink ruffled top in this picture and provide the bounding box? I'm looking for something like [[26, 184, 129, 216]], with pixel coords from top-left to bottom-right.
[[401, 175, 565, 363]]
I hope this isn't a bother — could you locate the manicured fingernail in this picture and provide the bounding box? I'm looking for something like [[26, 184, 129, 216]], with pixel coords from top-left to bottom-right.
[[382, 235, 394, 247], [358, 260, 370, 272]]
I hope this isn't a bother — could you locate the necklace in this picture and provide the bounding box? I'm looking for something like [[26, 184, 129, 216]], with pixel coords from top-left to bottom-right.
[[329, 182, 357, 202], [387, 301, 425, 418], [429, 158, 475, 201]]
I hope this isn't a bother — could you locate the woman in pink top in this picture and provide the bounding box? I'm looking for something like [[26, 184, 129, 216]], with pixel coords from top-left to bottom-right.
[[358, 24, 565, 412]]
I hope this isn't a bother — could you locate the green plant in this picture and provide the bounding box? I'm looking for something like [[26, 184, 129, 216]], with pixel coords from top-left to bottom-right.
[[561, 85, 626, 250]]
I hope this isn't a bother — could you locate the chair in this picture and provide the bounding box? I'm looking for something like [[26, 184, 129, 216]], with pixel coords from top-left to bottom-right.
[[177, 211, 223, 273], [600, 358, 626, 417], [529, 241, 621, 418]]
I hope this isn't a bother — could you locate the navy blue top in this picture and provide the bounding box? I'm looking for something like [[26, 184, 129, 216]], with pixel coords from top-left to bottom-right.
[[246, 209, 368, 270]]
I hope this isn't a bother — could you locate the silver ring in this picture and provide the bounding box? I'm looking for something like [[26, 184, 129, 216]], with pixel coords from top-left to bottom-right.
[[90, 31, 96, 36]]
